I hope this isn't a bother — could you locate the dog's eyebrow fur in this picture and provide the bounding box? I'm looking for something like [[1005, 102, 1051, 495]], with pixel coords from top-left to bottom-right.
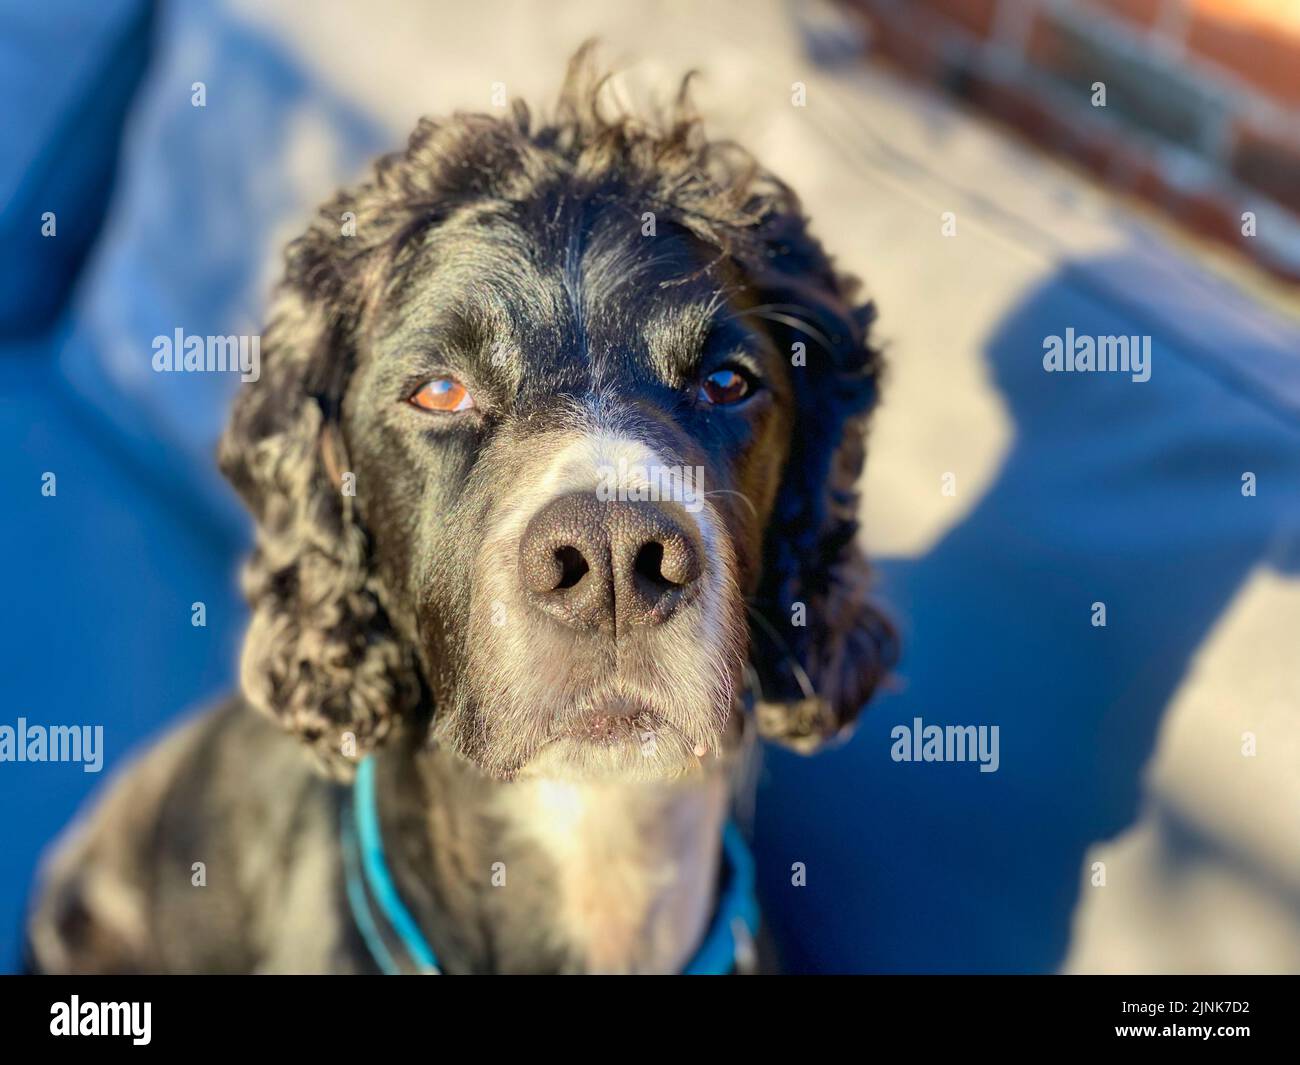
[[376, 292, 522, 378], [641, 288, 765, 384], [563, 226, 589, 367]]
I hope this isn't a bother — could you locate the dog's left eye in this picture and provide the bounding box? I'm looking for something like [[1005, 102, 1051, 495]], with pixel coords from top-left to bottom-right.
[[409, 376, 475, 413], [698, 367, 754, 406]]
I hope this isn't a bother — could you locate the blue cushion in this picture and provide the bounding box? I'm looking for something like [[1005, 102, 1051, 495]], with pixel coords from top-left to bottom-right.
[[0, 0, 152, 335]]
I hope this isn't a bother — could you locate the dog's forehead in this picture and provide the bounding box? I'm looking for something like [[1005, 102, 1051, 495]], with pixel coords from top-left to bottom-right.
[[377, 204, 760, 393]]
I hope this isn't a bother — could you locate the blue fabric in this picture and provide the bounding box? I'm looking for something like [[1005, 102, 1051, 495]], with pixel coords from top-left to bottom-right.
[[0, 0, 152, 334]]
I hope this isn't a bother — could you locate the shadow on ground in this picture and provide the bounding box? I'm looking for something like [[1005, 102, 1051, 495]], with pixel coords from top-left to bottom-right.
[[754, 260, 1300, 973]]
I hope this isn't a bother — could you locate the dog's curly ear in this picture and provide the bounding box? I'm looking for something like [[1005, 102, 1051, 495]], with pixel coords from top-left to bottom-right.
[[216, 109, 572, 775], [745, 211, 899, 753], [218, 203, 422, 779]]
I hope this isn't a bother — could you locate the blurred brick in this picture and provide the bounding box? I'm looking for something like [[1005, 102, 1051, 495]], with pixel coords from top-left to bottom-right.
[[848, 0, 1300, 283], [914, 0, 1001, 37], [860, 4, 949, 81], [1082, 0, 1164, 28], [1188, 0, 1300, 105], [963, 74, 1071, 146], [966, 71, 1135, 183], [1027, 10, 1226, 152], [1174, 189, 1247, 246], [1117, 158, 1255, 255], [1075, 135, 1120, 179], [1127, 160, 1174, 207], [1231, 124, 1300, 217]]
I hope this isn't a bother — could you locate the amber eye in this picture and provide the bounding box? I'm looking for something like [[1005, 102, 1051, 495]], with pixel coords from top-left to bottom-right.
[[699, 367, 752, 406], [409, 376, 474, 413]]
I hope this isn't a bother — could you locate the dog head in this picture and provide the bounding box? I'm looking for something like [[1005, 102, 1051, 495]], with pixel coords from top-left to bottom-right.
[[219, 54, 897, 782]]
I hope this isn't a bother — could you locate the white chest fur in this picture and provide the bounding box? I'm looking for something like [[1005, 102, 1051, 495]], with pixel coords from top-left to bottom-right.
[[497, 773, 729, 973]]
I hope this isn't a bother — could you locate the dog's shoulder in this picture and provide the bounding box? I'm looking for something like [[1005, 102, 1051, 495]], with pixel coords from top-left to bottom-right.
[[26, 702, 230, 971], [26, 696, 340, 972]]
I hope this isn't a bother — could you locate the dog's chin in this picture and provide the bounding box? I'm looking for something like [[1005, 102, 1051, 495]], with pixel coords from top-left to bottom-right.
[[515, 728, 704, 783], [507, 702, 741, 784]]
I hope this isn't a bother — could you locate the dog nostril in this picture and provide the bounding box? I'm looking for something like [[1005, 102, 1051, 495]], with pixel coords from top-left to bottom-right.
[[634, 541, 670, 587], [634, 538, 698, 589], [553, 545, 589, 590]]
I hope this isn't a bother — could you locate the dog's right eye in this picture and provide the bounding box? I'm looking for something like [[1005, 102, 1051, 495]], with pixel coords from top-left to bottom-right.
[[409, 376, 475, 413], [698, 366, 754, 406]]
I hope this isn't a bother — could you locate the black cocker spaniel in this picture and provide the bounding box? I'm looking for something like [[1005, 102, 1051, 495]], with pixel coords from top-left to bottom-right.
[[29, 49, 896, 974]]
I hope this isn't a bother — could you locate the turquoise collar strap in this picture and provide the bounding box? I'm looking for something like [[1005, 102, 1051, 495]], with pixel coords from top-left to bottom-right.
[[341, 756, 760, 975], [341, 757, 440, 974]]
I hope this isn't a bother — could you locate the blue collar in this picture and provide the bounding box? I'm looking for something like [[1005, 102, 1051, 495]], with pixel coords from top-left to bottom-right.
[[341, 757, 760, 975]]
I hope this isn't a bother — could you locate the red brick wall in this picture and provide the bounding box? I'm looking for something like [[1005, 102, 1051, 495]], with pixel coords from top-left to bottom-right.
[[845, 0, 1300, 281]]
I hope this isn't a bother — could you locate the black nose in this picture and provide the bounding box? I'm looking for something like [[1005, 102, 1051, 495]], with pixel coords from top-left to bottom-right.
[[518, 492, 702, 633]]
